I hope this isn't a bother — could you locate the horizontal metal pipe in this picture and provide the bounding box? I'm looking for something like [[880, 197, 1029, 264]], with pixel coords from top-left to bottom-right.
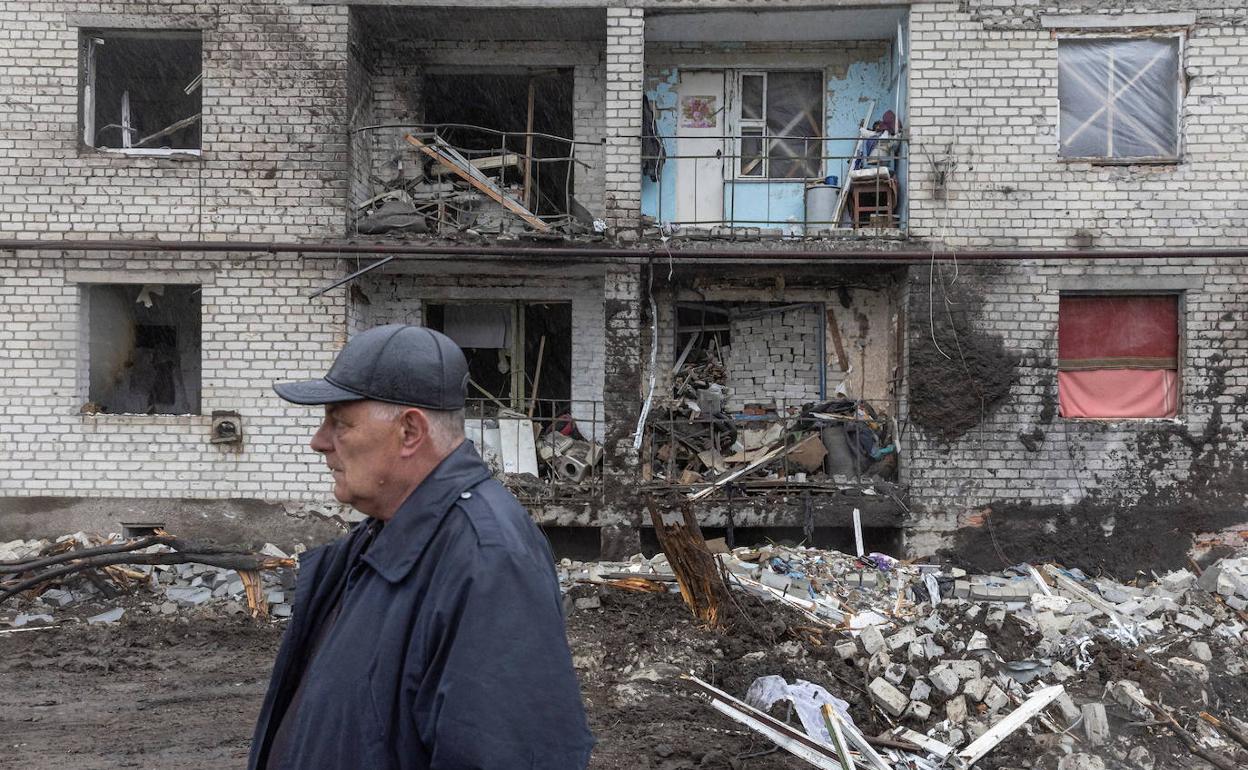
[[3, 238, 1248, 263]]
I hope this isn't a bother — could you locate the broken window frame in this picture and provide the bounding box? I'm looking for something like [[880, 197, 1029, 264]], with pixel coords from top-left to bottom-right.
[[424, 300, 573, 414], [1056, 33, 1184, 164], [79, 28, 203, 157], [732, 70, 825, 180]]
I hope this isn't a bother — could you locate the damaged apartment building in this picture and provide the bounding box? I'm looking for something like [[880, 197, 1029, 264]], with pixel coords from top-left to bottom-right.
[[1, 0, 1246, 572]]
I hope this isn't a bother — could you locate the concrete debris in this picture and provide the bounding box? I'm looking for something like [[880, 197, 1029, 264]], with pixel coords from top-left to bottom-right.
[[13, 612, 53, 627], [868, 676, 910, 717], [1, 530, 295, 626], [87, 607, 124, 624], [557, 542, 1248, 769]]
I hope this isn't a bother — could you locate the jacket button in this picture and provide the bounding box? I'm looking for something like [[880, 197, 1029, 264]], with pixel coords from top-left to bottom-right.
[[460, 491, 472, 499]]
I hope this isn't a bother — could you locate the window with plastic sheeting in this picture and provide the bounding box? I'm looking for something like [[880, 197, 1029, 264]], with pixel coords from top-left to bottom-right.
[[736, 71, 823, 179], [1057, 295, 1179, 419], [1058, 37, 1181, 161]]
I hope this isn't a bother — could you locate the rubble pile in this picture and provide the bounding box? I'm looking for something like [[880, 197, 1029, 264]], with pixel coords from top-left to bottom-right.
[[647, 328, 899, 494], [0, 532, 297, 627], [563, 546, 1248, 769]]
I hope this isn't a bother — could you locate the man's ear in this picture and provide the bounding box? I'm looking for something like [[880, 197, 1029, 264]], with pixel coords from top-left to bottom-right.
[[397, 408, 431, 457]]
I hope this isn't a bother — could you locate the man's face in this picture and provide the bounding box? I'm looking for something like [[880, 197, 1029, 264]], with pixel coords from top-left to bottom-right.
[[310, 401, 403, 517]]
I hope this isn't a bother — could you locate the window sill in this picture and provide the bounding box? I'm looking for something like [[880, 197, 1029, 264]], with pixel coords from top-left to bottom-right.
[[1058, 156, 1181, 167], [80, 413, 208, 426], [80, 146, 203, 161]]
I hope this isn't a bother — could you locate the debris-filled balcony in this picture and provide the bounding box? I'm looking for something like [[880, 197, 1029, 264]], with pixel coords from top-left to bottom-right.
[[347, 7, 608, 239], [640, 7, 909, 238], [426, 298, 604, 503], [643, 268, 907, 515], [351, 125, 602, 238], [465, 398, 605, 504]]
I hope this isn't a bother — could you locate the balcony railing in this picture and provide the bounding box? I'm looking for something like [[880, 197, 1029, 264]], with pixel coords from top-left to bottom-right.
[[641, 396, 903, 500], [463, 397, 606, 504], [641, 133, 907, 237]]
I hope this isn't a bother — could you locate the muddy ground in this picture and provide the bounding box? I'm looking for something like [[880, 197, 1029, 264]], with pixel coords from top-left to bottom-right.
[[0, 586, 1239, 770]]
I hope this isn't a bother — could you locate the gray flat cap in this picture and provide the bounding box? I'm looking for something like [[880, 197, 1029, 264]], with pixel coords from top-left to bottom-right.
[[274, 325, 469, 409]]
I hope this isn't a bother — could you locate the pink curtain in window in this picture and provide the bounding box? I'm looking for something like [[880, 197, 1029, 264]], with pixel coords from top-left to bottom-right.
[[1058, 296, 1178, 418]]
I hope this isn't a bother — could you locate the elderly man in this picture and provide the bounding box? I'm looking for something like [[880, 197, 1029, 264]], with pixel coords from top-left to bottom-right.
[[249, 324, 593, 770]]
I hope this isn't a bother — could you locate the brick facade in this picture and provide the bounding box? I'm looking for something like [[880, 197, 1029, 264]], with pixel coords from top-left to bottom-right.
[[2, 0, 1246, 562]]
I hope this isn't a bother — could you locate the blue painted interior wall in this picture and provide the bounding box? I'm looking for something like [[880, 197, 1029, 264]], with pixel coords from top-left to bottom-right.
[[641, 41, 904, 231], [641, 68, 679, 225]]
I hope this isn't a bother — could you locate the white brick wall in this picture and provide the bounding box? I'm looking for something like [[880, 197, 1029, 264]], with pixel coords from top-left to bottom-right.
[[902, 256, 1248, 548], [908, 1, 1248, 250], [0, 0, 350, 240], [901, 2, 1248, 550], [0, 252, 345, 499], [604, 7, 644, 229]]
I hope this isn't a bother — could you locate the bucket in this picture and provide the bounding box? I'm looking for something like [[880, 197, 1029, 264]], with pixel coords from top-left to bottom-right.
[[805, 184, 840, 228]]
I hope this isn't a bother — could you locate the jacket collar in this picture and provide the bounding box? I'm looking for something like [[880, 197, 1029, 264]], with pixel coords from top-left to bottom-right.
[[361, 441, 491, 583]]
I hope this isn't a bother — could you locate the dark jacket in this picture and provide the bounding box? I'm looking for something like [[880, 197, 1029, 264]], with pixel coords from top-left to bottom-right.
[[249, 442, 594, 770]]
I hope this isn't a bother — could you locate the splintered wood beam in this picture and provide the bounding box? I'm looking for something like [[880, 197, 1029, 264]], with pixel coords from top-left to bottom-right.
[[405, 135, 549, 232], [646, 499, 732, 629]]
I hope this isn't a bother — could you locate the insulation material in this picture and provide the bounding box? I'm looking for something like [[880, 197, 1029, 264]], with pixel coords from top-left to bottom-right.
[[1058, 38, 1180, 160], [1058, 295, 1179, 418]]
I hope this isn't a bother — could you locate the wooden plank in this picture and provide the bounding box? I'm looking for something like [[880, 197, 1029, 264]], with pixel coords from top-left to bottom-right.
[[683, 675, 849, 770], [688, 443, 788, 501], [405, 135, 549, 232], [832, 100, 875, 226], [524, 77, 536, 209], [825, 306, 849, 372], [134, 113, 202, 148], [957, 684, 1065, 765], [430, 152, 522, 177]]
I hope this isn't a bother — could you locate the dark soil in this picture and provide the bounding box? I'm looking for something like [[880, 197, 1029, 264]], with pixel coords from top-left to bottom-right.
[[945, 498, 1248, 578], [0, 585, 1033, 770], [5, 585, 1245, 770], [0, 615, 280, 769], [908, 264, 1019, 443]]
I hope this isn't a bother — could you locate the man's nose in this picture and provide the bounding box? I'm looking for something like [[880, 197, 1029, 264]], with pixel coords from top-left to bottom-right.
[[310, 418, 333, 454]]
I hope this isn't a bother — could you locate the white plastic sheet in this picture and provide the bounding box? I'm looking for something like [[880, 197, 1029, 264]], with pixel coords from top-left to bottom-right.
[[1058, 37, 1179, 159], [744, 676, 854, 747]]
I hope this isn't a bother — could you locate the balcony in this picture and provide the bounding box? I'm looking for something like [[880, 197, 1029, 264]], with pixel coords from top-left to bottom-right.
[[641, 133, 907, 237], [349, 123, 602, 238], [640, 6, 909, 240], [464, 397, 606, 505]]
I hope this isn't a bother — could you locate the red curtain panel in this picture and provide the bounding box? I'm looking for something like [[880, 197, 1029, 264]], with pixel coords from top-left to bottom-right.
[[1057, 295, 1179, 418]]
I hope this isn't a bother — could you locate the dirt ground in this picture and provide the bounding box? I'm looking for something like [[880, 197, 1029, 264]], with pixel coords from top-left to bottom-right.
[[2, 584, 1242, 770], [0, 590, 1021, 770]]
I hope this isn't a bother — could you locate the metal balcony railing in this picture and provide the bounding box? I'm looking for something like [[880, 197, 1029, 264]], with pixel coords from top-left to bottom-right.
[[641, 396, 903, 499], [641, 133, 907, 236], [463, 397, 606, 503], [349, 122, 603, 238]]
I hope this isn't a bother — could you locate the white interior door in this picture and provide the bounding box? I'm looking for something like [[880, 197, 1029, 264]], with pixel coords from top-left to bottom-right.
[[674, 70, 725, 226]]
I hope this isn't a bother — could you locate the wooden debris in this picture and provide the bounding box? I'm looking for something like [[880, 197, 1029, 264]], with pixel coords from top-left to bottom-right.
[[0, 533, 294, 605], [405, 135, 549, 232], [647, 499, 733, 629]]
